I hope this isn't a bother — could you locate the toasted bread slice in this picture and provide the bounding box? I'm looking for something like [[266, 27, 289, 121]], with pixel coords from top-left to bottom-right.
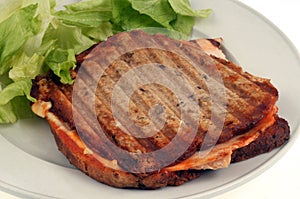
[[31, 100, 289, 189], [31, 30, 289, 189]]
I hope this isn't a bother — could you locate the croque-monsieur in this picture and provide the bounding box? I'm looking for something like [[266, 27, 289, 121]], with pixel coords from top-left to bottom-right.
[[30, 30, 289, 189]]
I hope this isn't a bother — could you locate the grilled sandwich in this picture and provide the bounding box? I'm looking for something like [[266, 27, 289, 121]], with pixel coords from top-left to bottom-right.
[[30, 30, 289, 189]]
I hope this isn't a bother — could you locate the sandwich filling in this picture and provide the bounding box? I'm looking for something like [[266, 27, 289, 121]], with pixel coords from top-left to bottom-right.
[[30, 31, 289, 188], [31, 33, 277, 173], [32, 100, 277, 172], [165, 106, 277, 171]]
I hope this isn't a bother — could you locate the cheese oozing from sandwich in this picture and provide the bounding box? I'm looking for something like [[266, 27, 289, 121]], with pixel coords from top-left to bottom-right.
[[32, 99, 277, 172]]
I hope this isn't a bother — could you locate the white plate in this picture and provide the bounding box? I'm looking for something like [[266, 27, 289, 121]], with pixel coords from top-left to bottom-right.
[[1, 0, 300, 198]]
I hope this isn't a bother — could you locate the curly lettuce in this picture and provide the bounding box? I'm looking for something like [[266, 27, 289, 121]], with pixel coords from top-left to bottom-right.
[[0, 0, 211, 124]]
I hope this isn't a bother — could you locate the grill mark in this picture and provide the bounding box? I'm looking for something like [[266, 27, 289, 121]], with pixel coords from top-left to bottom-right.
[[112, 34, 234, 155], [80, 32, 276, 114], [80, 61, 183, 158], [79, 32, 204, 162], [213, 57, 278, 95], [149, 36, 257, 138], [135, 49, 227, 147], [155, 34, 265, 103], [97, 33, 195, 150], [152, 34, 273, 128], [82, 31, 275, 148], [215, 61, 276, 105], [36, 30, 280, 170], [78, 65, 197, 170], [111, 35, 206, 153], [117, 50, 210, 160], [121, 54, 185, 119], [211, 60, 278, 132], [74, 69, 154, 153], [119, 34, 212, 130], [97, 62, 195, 153], [99, 59, 175, 149], [142, 49, 241, 144], [111, 62, 179, 145], [151, 35, 278, 144], [72, 73, 166, 172], [93, 54, 175, 150], [47, 82, 122, 161], [140, 49, 217, 124], [118, 52, 187, 119], [74, 42, 159, 155]]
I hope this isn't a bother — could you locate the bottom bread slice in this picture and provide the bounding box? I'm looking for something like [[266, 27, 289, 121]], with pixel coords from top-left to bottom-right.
[[46, 110, 289, 189], [231, 117, 289, 162]]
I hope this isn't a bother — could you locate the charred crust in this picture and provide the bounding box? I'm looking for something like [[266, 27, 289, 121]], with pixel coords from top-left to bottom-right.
[[207, 38, 221, 48], [31, 30, 290, 189], [231, 117, 290, 162]]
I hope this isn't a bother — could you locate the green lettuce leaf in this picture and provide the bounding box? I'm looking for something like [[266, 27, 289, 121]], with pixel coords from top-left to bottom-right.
[[64, 0, 112, 13], [112, 0, 162, 30], [83, 22, 114, 41], [0, 78, 35, 105], [0, 0, 23, 23], [8, 53, 45, 81], [168, 0, 212, 35], [0, 96, 35, 123], [24, 0, 55, 56], [0, 0, 212, 124], [128, 0, 176, 28], [55, 0, 113, 42], [43, 19, 95, 54], [170, 14, 195, 35], [168, 0, 212, 17], [0, 3, 47, 123], [112, 0, 211, 35], [0, 101, 18, 123], [45, 48, 76, 84], [0, 4, 40, 75], [54, 10, 112, 28]]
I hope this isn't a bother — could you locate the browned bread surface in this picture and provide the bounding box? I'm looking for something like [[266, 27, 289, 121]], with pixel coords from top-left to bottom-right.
[[31, 30, 290, 189], [48, 114, 289, 189], [231, 117, 290, 162]]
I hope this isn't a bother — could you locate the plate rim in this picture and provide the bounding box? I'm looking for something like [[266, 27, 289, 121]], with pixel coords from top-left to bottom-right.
[[1, 0, 300, 198]]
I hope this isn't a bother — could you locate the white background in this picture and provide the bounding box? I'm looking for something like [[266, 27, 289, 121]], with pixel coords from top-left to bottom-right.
[[0, 0, 299, 199]]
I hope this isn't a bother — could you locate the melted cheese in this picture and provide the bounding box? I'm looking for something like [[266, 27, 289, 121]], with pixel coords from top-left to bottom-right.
[[32, 101, 276, 173], [31, 39, 278, 173], [194, 38, 227, 60], [46, 112, 121, 170], [31, 100, 52, 118], [164, 131, 259, 171], [165, 107, 277, 171], [32, 100, 121, 170]]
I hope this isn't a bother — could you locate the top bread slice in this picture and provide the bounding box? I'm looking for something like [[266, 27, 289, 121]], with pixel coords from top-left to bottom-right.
[[30, 30, 289, 189]]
